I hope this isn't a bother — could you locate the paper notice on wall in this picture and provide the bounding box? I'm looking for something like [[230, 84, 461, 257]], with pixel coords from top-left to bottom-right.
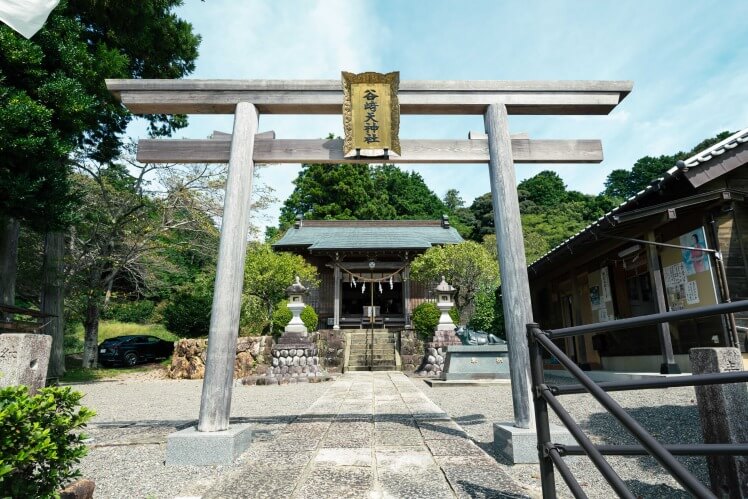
[[600, 267, 612, 302], [686, 280, 700, 305], [664, 262, 688, 288], [599, 307, 609, 322]]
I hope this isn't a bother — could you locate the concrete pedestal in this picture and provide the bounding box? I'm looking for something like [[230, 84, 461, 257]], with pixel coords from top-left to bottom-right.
[[0, 333, 52, 394], [441, 344, 510, 380], [166, 424, 252, 465], [493, 422, 574, 464]]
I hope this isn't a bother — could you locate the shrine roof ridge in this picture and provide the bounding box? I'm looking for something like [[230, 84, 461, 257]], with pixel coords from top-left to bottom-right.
[[273, 220, 463, 251]]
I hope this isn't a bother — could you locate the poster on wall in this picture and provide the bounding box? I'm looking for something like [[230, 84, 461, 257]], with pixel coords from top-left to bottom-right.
[[660, 227, 718, 311], [680, 229, 711, 275], [588, 266, 615, 322]]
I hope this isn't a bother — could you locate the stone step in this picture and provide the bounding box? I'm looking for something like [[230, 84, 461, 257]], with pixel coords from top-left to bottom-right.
[[350, 354, 395, 363], [346, 364, 397, 371], [348, 357, 395, 366], [349, 349, 396, 355], [350, 344, 395, 352], [345, 365, 397, 371], [349, 338, 396, 345]]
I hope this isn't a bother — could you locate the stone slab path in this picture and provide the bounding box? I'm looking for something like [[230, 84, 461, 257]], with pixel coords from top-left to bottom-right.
[[201, 372, 531, 499]]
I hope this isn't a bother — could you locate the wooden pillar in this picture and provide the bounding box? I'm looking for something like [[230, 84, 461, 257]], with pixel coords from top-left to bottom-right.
[[645, 231, 680, 374], [485, 103, 534, 429], [198, 102, 259, 432], [333, 260, 341, 330], [403, 260, 411, 326], [569, 272, 590, 369]]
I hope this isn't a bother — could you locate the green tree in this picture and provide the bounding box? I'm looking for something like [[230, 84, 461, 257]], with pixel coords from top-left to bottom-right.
[[603, 131, 733, 199], [410, 241, 499, 321], [443, 189, 464, 211], [242, 244, 319, 334], [0, 0, 199, 230], [517, 170, 568, 208], [277, 160, 447, 229], [0, 1, 200, 371], [372, 165, 446, 220], [68, 154, 219, 367]]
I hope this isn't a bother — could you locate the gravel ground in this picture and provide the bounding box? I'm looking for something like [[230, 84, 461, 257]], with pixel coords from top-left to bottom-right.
[[420, 374, 709, 498], [69, 377, 331, 499]]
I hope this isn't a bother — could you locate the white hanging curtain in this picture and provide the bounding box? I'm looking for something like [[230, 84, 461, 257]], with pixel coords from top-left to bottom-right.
[[0, 0, 60, 38]]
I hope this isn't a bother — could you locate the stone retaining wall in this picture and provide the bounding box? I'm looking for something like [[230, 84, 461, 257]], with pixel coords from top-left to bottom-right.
[[168, 336, 270, 379], [317, 329, 345, 372], [269, 346, 321, 376], [416, 329, 461, 377]]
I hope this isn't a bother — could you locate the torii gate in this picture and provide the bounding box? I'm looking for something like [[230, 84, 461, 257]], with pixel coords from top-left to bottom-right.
[[107, 78, 631, 460]]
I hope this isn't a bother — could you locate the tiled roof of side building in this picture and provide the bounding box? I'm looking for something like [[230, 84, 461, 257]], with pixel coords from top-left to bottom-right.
[[528, 126, 748, 271], [273, 220, 464, 251]]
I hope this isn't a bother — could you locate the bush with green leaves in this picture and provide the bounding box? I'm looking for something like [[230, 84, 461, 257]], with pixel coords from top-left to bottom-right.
[[468, 288, 505, 338], [270, 303, 319, 334], [102, 300, 156, 324], [163, 290, 212, 338], [163, 271, 214, 338], [412, 302, 459, 340], [0, 386, 94, 498]]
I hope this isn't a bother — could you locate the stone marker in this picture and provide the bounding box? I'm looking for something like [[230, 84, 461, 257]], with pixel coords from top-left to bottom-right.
[[689, 347, 748, 497], [0, 333, 52, 394]]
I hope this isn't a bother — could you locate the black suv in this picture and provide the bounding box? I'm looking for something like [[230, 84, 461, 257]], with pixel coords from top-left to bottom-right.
[[98, 335, 174, 367]]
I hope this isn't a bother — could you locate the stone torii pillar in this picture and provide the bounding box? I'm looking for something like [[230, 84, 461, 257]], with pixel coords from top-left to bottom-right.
[[486, 104, 575, 464], [198, 102, 258, 432], [166, 102, 258, 466]]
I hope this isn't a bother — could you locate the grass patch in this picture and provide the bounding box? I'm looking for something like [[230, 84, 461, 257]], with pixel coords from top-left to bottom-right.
[[64, 321, 179, 355], [61, 320, 178, 382], [60, 353, 171, 383]]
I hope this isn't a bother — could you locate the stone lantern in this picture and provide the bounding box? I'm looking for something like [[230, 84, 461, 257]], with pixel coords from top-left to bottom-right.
[[435, 276, 456, 331], [285, 276, 307, 334]]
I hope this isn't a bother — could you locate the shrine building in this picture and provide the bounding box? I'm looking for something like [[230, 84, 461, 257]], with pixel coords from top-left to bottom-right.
[[273, 217, 463, 329]]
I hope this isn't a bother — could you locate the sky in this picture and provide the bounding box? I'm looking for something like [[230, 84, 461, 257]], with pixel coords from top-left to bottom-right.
[[127, 0, 748, 234]]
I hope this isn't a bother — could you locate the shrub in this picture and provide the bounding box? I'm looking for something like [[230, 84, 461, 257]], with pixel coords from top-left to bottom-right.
[[271, 303, 318, 334], [163, 289, 212, 338], [102, 300, 155, 324], [412, 302, 440, 339], [468, 288, 505, 339], [412, 302, 459, 340], [0, 386, 94, 498], [240, 295, 269, 336]]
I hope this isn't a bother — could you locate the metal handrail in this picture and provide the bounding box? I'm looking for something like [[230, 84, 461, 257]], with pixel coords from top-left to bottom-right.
[[546, 299, 748, 339], [527, 299, 748, 499]]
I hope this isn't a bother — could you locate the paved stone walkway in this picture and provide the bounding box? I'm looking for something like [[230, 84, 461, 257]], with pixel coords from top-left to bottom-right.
[[202, 372, 531, 499]]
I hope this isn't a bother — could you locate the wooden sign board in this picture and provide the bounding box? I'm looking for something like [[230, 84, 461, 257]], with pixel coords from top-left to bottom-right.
[[342, 71, 401, 157]]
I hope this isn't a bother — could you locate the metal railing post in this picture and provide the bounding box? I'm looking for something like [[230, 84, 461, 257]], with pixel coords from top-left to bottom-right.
[[528, 323, 556, 498]]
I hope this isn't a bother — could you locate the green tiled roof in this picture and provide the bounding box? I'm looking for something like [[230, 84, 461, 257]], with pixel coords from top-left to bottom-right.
[[273, 221, 463, 251]]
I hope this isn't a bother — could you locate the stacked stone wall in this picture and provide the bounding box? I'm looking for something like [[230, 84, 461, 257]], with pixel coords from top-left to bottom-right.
[[168, 336, 270, 379], [398, 330, 424, 372], [415, 329, 461, 377], [317, 329, 345, 372]]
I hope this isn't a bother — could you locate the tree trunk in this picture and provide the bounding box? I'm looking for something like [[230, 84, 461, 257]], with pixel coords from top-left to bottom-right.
[[0, 217, 19, 319], [81, 296, 101, 368], [41, 231, 65, 378]]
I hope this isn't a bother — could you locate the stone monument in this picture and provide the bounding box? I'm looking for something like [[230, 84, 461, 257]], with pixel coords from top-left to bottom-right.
[[0, 333, 52, 394], [689, 347, 748, 497]]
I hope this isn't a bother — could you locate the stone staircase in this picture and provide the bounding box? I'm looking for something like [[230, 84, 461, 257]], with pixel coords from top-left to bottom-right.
[[345, 329, 398, 371]]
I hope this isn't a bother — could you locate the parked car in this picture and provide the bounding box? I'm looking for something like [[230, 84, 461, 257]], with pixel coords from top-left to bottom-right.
[[98, 335, 174, 367]]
